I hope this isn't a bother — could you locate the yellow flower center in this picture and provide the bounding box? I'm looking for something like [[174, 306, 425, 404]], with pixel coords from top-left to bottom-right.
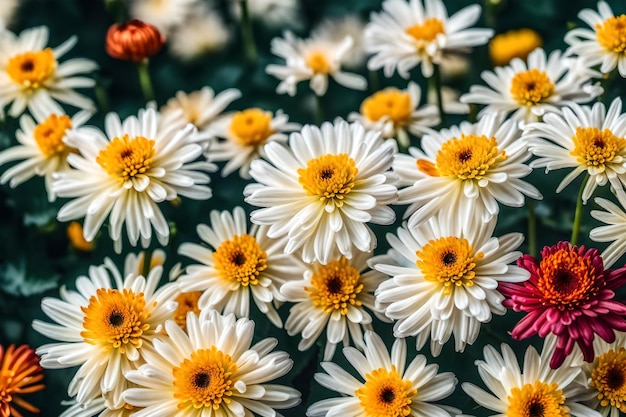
[[96, 134, 156, 182], [570, 127, 626, 168], [417, 134, 506, 180], [489, 28, 543, 67], [406, 18, 445, 48], [80, 288, 152, 354], [213, 234, 267, 287], [228, 108, 274, 147], [360, 89, 412, 125], [590, 347, 626, 412], [33, 114, 74, 158], [6, 48, 56, 88], [298, 153, 358, 206], [416, 236, 483, 295], [172, 346, 238, 411], [306, 51, 332, 74], [596, 15, 626, 54], [173, 291, 202, 330], [506, 381, 569, 417], [510, 69, 555, 106], [67, 221, 93, 252], [355, 365, 416, 417], [306, 257, 363, 315]]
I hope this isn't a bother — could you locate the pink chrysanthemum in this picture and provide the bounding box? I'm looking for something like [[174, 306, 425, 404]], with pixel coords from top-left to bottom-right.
[[499, 241, 626, 369]]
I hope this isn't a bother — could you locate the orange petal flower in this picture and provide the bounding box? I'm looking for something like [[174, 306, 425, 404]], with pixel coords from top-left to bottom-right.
[[0, 344, 45, 417], [106, 19, 164, 62]]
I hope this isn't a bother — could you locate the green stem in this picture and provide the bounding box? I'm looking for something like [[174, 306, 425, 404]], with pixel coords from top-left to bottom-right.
[[527, 200, 537, 258], [94, 80, 110, 113], [315, 93, 325, 125], [240, 0, 258, 65], [141, 250, 152, 278], [368, 70, 380, 93], [430, 64, 446, 128], [136, 59, 155, 103], [570, 175, 589, 246]]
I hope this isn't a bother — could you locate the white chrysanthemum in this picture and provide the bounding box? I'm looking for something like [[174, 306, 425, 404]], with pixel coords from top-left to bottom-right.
[[266, 32, 367, 97], [348, 81, 438, 148], [395, 113, 541, 227], [462, 338, 601, 417], [281, 251, 390, 361], [123, 310, 301, 416], [590, 192, 626, 268], [231, 0, 302, 29], [313, 15, 367, 69], [565, 1, 626, 78], [364, 0, 493, 79], [244, 119, 398, 265], [129, 0, 197, 34], [525, 97, 626, 204], [168, 7, 231, 60], [0, 26, 97, 120], [307, 331, 458, 417], [176, 206, 305, 328], [60, 391, 140, 417], [53, 107, 215, 253], [371, 213, 529, 356], [32, 257, 179, 409], [461, 48, 602, 124], [209, 107, 300, 178], [0, 110, 91, 201]]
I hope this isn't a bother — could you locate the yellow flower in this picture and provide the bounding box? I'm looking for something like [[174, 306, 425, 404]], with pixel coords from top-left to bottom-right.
[[489, 28, 542, 66]]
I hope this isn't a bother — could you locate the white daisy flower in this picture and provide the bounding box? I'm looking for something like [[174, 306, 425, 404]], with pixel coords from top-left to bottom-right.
[[524, 97, 626, 204], [266, 31, 367, 97], [307, 331, 458, 417], [168, 6, 231, 61], [0, 26, 97, 120], [60, 392, 140, 417], [281, 251, 390, 361], [123, 310, 302, 416], [371, 213, 529, 356], [209, 107, 300, 178], [461, 47, 602, 124], [0, 0, 18, 31], [129, 0, 197, 35], [176, 206, 305, 328], [590, 192, 626, 268], [565, 1, 626, 78], [348, 81, 438, 148], [231, 0, 303, 30], [0, 110, 91, 201], [312, 14, 367, 69], [31, 257, 179, 409], [462, 338, 601, 417], [364, 0, 493, 79], [244, 119, 398, 265], [52, 106, 215, 253], [395, 113, 541, 227]]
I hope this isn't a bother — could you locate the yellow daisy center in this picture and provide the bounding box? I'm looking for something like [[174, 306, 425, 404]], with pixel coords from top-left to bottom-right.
[[510, 69, 555, 106], [67, 221, 93, 252], [590, 347, 626, 412], [306, 257, 363, 315], [406, 18, 445, 48], [360, 89, 412, 125], [355, 365, 416, 417], [416, 236, 483, 295], [596, 15, 626, 54], [6, 48, 56, 88], [213, 234, 267, 287], [306, 51, 332, 74], [172, 347, 238, 411], [489, 28, 543, 67], [80, 288, 152, 354], [507, 381, 569, 417], [33, 114, 74, 158], [570, 127, 626, 168], [417, 134, 506, 180], [173, 291, 202, 330], [298, 153, 358, 206], [229, 108, 274, 147], [96, 134, 156, 182]]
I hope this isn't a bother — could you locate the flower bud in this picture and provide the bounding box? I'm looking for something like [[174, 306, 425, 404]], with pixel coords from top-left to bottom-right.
[[106, 19, 164, 62]]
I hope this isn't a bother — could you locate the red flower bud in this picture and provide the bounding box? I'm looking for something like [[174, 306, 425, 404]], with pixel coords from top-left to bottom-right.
[[106, 19, 164, 62]]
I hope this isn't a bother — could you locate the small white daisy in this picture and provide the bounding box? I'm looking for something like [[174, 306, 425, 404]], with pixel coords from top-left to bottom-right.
[[371, 213, 529, 356], [590, 192, 626, 268], [395, 113, 541, 227], [266, 31, 367, 97], [348, 81, 438, 148], [0, 110, 91, 201], [281, 250, 390, 361], [307, 331, 458, 417], [53, 106, 215, 253], [0, 26, 97, 119], [461, 47, 602, 124], [462, 337, 601, 417], [168, 6, 231, 61], [565, 1, 626, 78], [32, 257, 179, 409], [123, 309, 302, 416], [364, 0, 493, 79], [244, 119, 398, 265], [209, 107, 300, 178], [176, 206, 305, 328], [231, 0, 303, 29], [312, 14, 367, 69], [524, 97, 626, 204], [129, 0, 197, 35]]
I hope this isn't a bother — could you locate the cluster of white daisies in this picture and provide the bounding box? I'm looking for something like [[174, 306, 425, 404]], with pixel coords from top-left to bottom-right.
[[2, 0, 626, 416]]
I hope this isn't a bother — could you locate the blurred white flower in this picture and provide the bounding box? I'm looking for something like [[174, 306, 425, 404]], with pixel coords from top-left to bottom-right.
[[0, 0, 18, 31], [129, 0, 198, 35], [313, 15, 367, 69], [230, 0, 303, 30], [168, 6, 231, 60]]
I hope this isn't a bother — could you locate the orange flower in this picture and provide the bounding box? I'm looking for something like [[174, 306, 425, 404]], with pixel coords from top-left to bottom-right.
[[66, 221, 94, 252], [0, 344, 45, 417], [105, 19, 164, 62]]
